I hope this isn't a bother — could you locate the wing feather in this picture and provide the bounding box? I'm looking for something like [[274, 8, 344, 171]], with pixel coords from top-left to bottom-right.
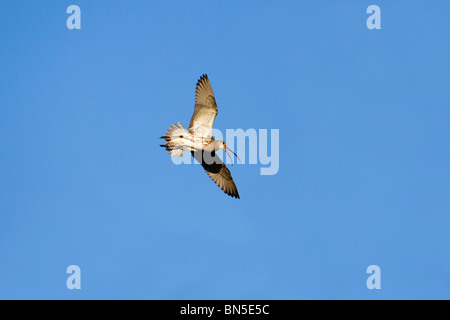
[[188, 74, 218, 140], [191, 151, 240, 199]]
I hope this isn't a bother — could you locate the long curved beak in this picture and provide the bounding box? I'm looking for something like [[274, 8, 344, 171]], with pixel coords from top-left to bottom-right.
[[224, 146, 241, 164]]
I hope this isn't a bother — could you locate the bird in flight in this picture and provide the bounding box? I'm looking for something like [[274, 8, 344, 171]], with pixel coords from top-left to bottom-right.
[[160, 74, 240, 199]]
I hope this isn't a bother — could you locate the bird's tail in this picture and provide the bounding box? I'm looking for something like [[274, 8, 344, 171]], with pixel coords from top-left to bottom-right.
[[160, 122, 190, 158]]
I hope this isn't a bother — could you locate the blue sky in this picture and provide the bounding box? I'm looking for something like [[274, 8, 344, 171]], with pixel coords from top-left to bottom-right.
[[1, 0, 449, 299]]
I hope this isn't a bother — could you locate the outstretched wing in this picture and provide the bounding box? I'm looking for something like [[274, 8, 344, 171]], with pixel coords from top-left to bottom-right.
[[188, 74, 218, 140], [191, 151, 240, 199]]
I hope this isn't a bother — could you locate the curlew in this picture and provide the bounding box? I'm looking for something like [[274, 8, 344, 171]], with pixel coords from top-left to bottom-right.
[[160, 74, 240, 199]]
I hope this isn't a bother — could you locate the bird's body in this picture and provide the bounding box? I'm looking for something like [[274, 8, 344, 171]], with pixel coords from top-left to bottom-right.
[[160, 74, 240, 199]]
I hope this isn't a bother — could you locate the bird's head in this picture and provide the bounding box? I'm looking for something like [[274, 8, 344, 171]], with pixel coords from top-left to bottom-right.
[[218, 141, 241, 164]]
